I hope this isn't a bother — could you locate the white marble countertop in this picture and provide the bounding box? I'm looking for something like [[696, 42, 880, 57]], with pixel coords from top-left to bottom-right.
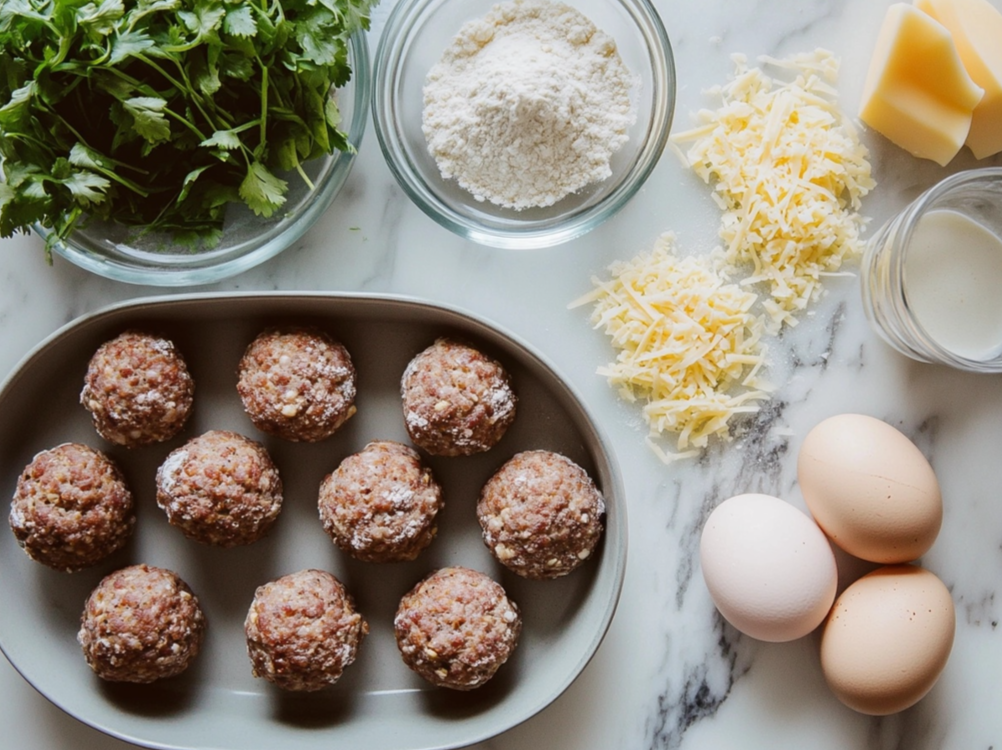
[[3, 0, 1002, 748]]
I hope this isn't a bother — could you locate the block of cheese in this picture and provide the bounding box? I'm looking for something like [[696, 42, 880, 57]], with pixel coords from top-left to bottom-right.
[[914, 0, 1002, 158], [859, 3, 984, 166]]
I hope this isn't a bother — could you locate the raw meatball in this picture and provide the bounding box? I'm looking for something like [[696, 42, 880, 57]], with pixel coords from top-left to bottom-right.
[[156, 430, 283, 547], [478, 450, 605, 579], [244, 569, 368, 691], [80, 331, 194, 448], [400, 338, 516, 457], [9, 443, 134, 572], [394, 566, 521, 690], [318, 441, 444, 563], [78, 564, 205, 683], [237, 327, 357, 442]]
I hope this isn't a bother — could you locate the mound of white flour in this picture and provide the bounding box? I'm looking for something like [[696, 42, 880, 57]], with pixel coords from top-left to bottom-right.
[[422, 0, 637, 211]]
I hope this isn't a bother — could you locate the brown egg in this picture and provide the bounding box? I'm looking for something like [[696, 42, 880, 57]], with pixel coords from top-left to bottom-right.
[[797, 413, 942, 563], [820, 565, 955, 715]]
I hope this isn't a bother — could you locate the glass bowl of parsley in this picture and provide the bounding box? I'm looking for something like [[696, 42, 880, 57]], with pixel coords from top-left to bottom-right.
[[0, 0, 374, 286]]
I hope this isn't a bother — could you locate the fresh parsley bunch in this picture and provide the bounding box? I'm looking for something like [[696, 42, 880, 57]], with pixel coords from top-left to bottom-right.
[[0, 0, 376, 249]]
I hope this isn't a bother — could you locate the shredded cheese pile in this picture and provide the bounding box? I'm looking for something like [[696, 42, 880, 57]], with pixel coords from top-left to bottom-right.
[[671, 50, 875, 332], [571, 234, 771, 462]]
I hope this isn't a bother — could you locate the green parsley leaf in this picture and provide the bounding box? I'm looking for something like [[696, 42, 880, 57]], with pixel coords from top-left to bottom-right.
[[200, 129, 242, 149], [77, 0, 125, 38], [0, 82, 34, 130], [123, 96, 171, 143], [62, 170, 111, 206], [178, 4, 225, 40], [177, 163, 210, 204], [109, 28, 155, 64], [223, 5, 256, 38], [239, 161, 287, 218]]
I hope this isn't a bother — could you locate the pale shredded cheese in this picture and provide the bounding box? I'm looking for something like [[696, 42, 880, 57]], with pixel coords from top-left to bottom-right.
[[570, 234, 771, 461], [671, 49, 875, 332]]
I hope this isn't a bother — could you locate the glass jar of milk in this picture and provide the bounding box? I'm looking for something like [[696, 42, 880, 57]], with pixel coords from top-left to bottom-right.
[[861, 168, 1002, 373]]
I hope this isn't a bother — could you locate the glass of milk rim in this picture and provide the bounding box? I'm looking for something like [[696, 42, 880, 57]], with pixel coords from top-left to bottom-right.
[[861, 167, 1002, 373]]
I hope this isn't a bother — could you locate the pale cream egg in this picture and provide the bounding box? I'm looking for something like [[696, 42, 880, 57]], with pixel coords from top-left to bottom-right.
[[699, 493, 838, 642]]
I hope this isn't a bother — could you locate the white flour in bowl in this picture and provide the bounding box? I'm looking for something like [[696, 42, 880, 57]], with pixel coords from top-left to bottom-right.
[[422, 0, 637, 210]]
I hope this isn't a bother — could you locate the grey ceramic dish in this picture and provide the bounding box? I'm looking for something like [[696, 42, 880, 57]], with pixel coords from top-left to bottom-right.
[[0, 292, 626, 750]]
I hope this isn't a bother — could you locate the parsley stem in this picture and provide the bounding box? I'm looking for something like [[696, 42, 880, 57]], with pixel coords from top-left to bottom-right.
[[129, 54, 228, 135], [296, 162, 315, 191], [48, 33, 74, 69], [31, 97, 92, 154], [258, 57, 269, 153], [132, 54, 185, 92], [160, 106, 209, 142], [164, 56, 234, 130]]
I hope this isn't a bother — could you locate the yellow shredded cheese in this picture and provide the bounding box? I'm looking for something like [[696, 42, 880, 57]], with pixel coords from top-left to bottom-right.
[[570, 234, 771, 462], [671, 49, 875, 332]]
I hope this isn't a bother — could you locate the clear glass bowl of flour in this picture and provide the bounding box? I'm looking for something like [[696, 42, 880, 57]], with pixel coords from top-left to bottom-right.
[[372, 0, 675, 249]]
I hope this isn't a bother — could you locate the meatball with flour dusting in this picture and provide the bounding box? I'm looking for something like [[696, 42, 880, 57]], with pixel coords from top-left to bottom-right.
[[245, 569, 368, 691], [9, 443, 134, 572], [478, 450, 605, 579], [400, 338, 517, 457], [394, 566, 521, 690], [78, 564, 205, 683], [237, 327, 357, 442], [80, 330, 194, 448], [319, 440, 444, 563], [156, 430, 283, 547]]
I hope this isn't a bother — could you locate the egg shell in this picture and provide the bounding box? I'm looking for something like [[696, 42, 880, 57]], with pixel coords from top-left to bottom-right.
[[699, 493, 838, 643], [820, 564, 955, 715], [798, 413, 942, 564]]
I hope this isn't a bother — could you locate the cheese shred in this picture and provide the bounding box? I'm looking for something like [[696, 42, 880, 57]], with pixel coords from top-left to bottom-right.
[[574, 50, 874, 461], [671, 49, 875, 332], [570, 234, 771, 461]]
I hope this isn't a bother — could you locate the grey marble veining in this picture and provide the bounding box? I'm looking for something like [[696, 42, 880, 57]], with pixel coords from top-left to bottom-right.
[[3, 0, 1002, 749]]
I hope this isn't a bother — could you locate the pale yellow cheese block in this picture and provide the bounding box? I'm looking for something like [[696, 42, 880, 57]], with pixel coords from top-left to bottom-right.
[[915, 0, 1002, 159], [859, 3, 983, 166]]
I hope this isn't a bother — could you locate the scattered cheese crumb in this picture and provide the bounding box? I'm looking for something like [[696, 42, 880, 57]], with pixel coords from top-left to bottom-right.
[[570, 234, 771, 462], [671, 49, 875, 332]]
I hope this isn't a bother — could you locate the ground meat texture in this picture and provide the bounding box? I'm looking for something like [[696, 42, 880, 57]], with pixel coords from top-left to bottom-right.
[[156, 430, 283, 547], [478, 450, 605, 579], [394, 567, 521, 691], [78, 564, 205, 683], [80, 331, 194, 448], [400, 338, 517, 457], [237, 327, 357, 442], [244, 569, 368, 691], [9, 443, 135, 572], [318, 441, 444, 563]]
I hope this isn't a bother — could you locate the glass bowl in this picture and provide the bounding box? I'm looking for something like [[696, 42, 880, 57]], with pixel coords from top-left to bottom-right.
[[371, 0, 675, 249], [35, 31, 371, 287]]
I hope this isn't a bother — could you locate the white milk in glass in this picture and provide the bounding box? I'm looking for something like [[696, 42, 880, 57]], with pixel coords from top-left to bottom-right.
[[904, 209, 1002, 361]]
